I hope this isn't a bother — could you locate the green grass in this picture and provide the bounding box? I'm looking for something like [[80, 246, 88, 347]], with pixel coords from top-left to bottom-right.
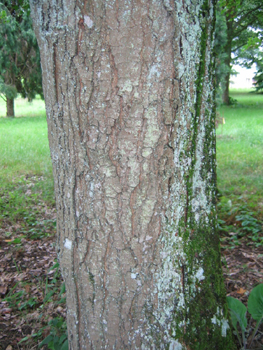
[[0, 95, 46, 118], [0, 95, 50, 181], [0, 117, 52, 177], [0, 97, 54, 207], [217, 90, 263, 217]]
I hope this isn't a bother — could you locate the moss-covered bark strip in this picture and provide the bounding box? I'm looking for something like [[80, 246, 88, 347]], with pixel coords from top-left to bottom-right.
[[177, 223, 234, 350], [168, 0, 236, 349]]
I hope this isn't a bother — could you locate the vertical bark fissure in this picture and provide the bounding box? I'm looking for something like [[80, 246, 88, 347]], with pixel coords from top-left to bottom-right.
[[53, 42, 59, 104]]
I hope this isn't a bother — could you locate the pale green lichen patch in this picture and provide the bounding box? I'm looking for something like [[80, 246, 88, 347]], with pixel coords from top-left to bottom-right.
[[142, 106, 160, 155]]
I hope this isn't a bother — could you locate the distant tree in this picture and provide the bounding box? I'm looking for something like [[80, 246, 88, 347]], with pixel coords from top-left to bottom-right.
[[217, 0, 263, 104], [214, 5, 230, 105], [0, 0, 43, 117], [252, 52, 263, 93], [235, 32, 263, 94]]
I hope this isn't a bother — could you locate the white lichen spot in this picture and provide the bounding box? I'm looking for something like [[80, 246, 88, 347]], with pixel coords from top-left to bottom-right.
[[195, 267, 205, 281], [169, 339, 183, 350], [131, 273, 137, 279], [64, 238, 72, 250], [177, 293, 185, 308], [119, 80, 133, 93], [221, 319, 230, 337], [211, 307, 230, 337], [211, 315, 217, 325], [89, 182, 94, 197], [84, 15, 93, 28], [177, 62, 185, 78], [148, 64, 161, 79], [142, 147, 152, 157]]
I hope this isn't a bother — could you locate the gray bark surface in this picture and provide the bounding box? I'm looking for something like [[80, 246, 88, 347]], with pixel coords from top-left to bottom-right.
[[30, 1, 235, 349]]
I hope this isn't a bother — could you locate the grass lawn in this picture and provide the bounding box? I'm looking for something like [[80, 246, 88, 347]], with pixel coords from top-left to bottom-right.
[[0, 97, 53, 203], [0, 96, 46, 118], [217, 91, 263, 218]]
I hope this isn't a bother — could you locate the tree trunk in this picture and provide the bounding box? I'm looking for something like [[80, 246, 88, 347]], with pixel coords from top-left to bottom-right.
[[222, 17, 233, 105], [222, 71, 230, 105], [222, 42, 232, 105], [30, 1, 235, 349], [6, 97, 15, 117]]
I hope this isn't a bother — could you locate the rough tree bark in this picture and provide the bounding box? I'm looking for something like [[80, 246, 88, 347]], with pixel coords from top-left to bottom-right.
[[30, 0, 235, 349], [6, 97, 15, 117]]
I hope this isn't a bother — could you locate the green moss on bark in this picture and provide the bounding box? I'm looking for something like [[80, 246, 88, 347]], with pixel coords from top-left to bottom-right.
[[182, 223, 235, 349], [169, 1, 236, 349]]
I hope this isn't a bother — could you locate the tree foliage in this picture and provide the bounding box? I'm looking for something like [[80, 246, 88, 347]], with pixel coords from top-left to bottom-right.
[[0, 0, 43, 116], [253, 54, 263, 93], [215, 0, 263, 104]]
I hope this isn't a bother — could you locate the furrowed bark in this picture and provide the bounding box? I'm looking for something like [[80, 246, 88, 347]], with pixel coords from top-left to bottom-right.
[[30, 0, 235, 349]]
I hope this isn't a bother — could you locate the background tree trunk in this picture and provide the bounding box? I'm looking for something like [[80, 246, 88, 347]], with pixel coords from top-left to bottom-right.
[[222, 71, 230, 105], [222, 20, 233, 105], [6, 97, 14, 117], [30, 1, 235, 349]]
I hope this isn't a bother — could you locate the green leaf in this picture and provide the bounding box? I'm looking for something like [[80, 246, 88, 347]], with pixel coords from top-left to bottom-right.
[[227, 296, 247, 332], [49, 262, 59, 271], [248, 283, 263, 322], [8, 237, 21, 244], [43, 289, 56, 303], [18, 336, 29, 344], [59, 334, 67, 344], [59, 282, 66, 295], [39, 334, 54, 347], [60, 340, 68, 350], [47, 340, 55, 350]]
